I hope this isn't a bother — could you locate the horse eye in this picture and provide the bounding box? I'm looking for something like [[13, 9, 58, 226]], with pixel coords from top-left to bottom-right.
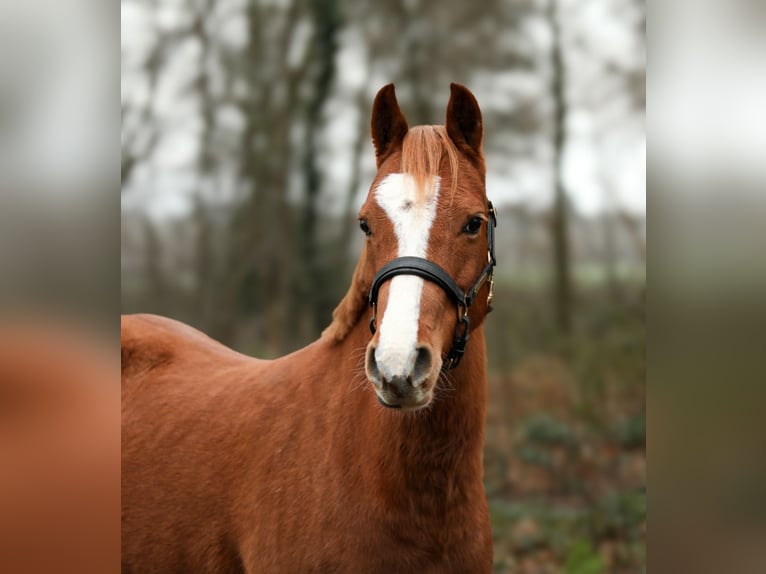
[[463, 217, 482, 235], [359, 219, 371, 236]]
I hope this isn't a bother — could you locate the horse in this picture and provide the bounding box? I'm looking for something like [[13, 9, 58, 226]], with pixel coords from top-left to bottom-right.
[[122, 83, 497, 573]]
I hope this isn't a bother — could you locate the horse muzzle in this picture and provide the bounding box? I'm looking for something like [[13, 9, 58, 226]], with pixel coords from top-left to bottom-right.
[[365, 343, 437, 410]]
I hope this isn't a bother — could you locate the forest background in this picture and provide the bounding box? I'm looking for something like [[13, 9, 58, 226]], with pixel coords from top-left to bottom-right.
[[122, 1, 646, 571]]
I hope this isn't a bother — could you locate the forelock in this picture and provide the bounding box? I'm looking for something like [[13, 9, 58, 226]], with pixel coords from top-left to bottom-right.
[[400, 126, 459, 202]]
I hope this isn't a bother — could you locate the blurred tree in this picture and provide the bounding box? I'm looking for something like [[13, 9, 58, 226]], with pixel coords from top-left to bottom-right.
[[297, 0, 342, 338], [190, 0, 220, 335], [223, 0, 310, 350], [121, 0, 645, 358], [548, 0, 573, 336], [121, 6, 187, 188]]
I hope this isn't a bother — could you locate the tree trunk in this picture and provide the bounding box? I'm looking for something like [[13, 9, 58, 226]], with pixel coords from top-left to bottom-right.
[[298, 0, 342, 339], [549, 0, 573, 335]]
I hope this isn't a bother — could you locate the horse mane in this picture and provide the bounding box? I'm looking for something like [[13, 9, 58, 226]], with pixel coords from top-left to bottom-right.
[[321, 244, 371, 343], [401, 125, 459, 200], [322, 125, 460, 344]]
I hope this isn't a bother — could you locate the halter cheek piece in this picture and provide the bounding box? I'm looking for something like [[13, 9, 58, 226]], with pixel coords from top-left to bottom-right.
[[368, 202, 497, 370]]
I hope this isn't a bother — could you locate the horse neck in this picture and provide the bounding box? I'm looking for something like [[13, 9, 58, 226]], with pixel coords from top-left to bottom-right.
[[333, 320, 488, 506]]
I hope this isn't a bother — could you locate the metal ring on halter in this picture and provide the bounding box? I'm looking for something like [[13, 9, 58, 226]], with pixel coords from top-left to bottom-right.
[[367, 201, 497, 370]]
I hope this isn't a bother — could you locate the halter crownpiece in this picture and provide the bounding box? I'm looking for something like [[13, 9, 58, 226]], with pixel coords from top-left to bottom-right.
[[368, 201, 497, 370]]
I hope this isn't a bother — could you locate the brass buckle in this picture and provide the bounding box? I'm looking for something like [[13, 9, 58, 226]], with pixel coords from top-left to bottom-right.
[[487, 273, 495, 309], [486, 249, 495, 308]]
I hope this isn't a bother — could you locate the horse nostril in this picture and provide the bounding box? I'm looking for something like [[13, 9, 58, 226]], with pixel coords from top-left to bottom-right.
[[366, 345, 381, 385], [411, 346, 433, 387]]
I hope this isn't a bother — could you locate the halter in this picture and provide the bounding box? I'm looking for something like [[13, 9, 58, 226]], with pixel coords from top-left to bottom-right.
[[368, 201, 497, 370]]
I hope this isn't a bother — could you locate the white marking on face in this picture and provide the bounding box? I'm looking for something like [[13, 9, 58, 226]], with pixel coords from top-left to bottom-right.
[[374, 173, 440, 380]]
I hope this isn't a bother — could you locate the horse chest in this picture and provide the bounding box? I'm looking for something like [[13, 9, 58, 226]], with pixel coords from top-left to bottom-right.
[[337, 502, 491, 573], [238, 491, 491, 573]]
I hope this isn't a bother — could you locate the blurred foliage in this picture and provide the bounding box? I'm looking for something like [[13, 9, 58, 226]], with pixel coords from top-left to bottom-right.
[[485, 280, 645, 573], [521, 414, 578, 447], [563, 541, 604, 574]]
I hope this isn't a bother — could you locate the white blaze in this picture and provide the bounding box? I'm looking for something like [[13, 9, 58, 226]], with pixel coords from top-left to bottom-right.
[[374, 173, 440, 380]]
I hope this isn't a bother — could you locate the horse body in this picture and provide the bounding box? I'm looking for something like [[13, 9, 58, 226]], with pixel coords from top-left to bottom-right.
[[123, 83, 495, 572], [122, 312, 490, 573]]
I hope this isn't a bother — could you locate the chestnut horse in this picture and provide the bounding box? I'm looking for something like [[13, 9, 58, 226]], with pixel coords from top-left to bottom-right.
[[122, 83, 497, 573]]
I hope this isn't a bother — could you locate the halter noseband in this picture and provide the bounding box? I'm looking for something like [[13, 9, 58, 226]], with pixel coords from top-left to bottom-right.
[[368, 201, 497, 370]]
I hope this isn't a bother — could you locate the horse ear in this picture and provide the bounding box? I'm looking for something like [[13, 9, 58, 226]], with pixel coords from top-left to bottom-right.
[[446, 83, 483, 158], [371, 84, 408, 167]]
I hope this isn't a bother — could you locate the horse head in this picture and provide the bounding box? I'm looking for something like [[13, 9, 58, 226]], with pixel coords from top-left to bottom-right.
[[358, 83, 495, 410]]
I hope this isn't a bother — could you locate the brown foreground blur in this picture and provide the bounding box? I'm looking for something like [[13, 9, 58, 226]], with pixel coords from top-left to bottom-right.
[[0, 321, 120, 574]]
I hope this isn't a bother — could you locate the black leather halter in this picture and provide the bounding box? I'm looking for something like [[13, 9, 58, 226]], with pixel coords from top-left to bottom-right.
[[368, 201, 497, 370]]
